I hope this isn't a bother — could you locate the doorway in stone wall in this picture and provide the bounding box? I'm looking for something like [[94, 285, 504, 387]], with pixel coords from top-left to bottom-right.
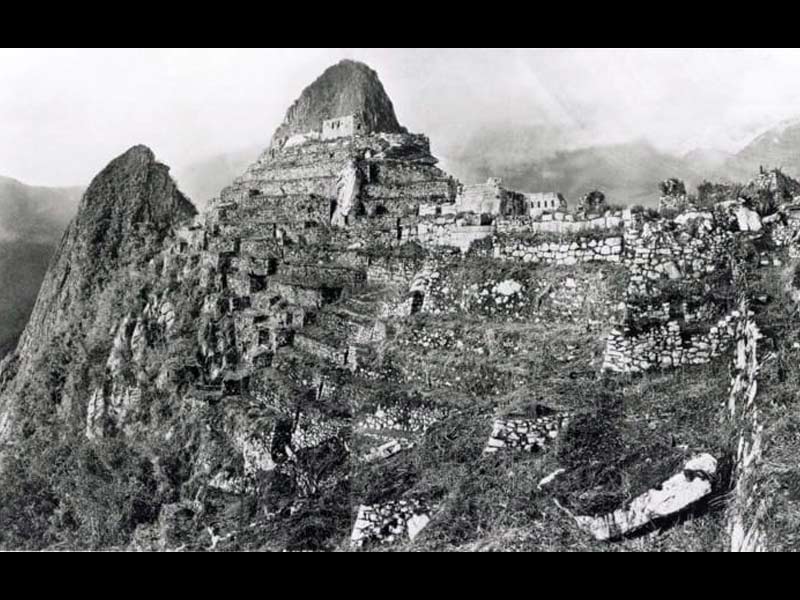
[[410, 291, 424, 314]]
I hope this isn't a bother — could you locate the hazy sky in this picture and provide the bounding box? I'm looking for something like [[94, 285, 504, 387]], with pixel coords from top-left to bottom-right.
[[3, 48, 800, 187]]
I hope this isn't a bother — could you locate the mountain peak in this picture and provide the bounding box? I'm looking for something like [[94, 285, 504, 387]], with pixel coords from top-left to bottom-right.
[[270, 60, 405, 146], [118, 144, 155, 163], [81, 145, 195, 228]]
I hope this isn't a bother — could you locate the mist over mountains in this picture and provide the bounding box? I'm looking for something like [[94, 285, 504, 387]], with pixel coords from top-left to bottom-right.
[[440, 126, 702, 207], [0, 177, 82, 357], [0, 176, 82, 243], [173, 146, 261, 211], [441, 119, 800, 207]]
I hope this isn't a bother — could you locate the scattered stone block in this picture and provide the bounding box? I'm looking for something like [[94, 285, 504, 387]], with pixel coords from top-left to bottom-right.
[[573, 454, 718, 541]]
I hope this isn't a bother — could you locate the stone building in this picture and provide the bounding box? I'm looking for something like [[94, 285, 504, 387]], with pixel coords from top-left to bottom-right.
[[456, 178, 561, 217], [526, 192, 567, 217], [322, 114, 364, 140]]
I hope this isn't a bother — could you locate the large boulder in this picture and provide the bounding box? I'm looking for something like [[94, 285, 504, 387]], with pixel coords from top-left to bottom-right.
[[574, 454, 718, 541], [734, 206, 762, 232]]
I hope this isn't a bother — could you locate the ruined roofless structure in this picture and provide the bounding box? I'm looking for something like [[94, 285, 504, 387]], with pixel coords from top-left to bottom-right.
[[455, 177, 567, 217]]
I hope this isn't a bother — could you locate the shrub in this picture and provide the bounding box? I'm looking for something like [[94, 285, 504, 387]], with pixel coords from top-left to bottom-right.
[[0, 425, 163, 550]]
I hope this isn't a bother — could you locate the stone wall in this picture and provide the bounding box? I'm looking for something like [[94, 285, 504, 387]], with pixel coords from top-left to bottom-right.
[[322, 114, 362, 140], [357, 404, 448, 434], [293, 333, 348, 367], [291, 413, 350, 452], [455, 177, 527, 216], [495, 211, 627, 235], [526, 192, 566, 218], [602, 309, 740, 373], [351, 499, 433, 547], [401, 257, 625, 328], [726, 307, 768, 552], [488, 234, 623, 265], [483, 413, 570, 454], [623, 217, 734, 296]]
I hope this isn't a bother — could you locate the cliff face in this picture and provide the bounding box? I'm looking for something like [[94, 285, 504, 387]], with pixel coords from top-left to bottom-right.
[[0, 146, 195, 449], [270, 60, 405, 146]]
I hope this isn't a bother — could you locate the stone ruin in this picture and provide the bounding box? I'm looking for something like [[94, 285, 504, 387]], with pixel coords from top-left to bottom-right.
[[454, 177, 566, 218], [351, 499, 434, 548], [19, 59, 797, 552], [483, 412, 570, 454]]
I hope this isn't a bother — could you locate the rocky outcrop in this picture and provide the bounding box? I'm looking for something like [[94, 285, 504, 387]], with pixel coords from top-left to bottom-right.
[[332, 159, 362, 226], [574, 454, 718, 541], [734, 206, 762, 232]]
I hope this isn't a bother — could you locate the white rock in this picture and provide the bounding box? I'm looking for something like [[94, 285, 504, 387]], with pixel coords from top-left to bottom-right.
[[663, 261, 681, 280], [537, 468, 566, 490], [574, 453, 717, 541], [735, 206, 762, 232], [684, 453, 717, 474], [495, 279, 522, 296], [407, 514, 430, 541]]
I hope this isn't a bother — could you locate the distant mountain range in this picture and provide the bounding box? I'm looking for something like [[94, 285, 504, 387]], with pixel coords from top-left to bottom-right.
[[718, 119, 800, 182], [443, 132, 702, 207], [0, 176, 82, 357], [0, 176, 82, 244], [442, 119, 800, 207]]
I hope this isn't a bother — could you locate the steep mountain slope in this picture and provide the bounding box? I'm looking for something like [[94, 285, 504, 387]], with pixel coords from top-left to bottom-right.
[[1, 145, 195, 447], [16, 145, 196, 359], [0, 145, 254, 361]]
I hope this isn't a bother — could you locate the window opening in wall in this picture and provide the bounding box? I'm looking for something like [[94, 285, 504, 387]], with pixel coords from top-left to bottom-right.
[[249, 273, 267, 293]]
